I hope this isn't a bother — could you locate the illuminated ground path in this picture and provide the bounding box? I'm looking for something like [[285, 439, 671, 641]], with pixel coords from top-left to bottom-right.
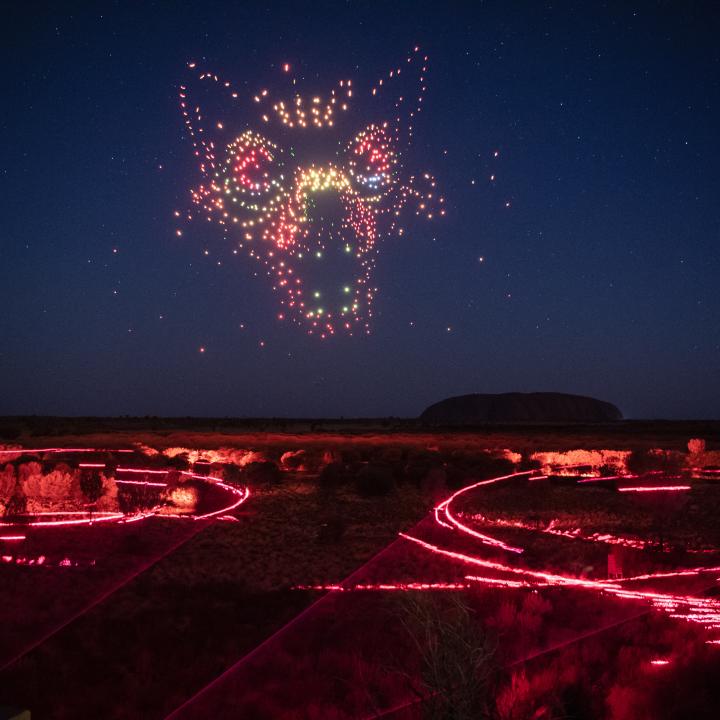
[[165, 470, 720, 719]]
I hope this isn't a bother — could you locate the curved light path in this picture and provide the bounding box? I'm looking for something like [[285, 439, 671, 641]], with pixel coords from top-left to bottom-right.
[[402, 470, 720, 643], [0, 464, 249, 530]]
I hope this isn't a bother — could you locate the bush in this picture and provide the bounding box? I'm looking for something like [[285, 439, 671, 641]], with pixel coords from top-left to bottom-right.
[[317, 462, 349, 494], [243, 460, 282, 486], [222, 463, 243, 485], [164, 453, 190, 471], [626, 449, 681, 476], [80, 469, 104, 506], [4, 488, 27, 517], [398, 592, 498, 719], [355, 463, 395, 497]]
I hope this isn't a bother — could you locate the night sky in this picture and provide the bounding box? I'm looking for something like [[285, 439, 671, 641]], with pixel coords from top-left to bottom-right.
[[2, 1, 719, 419]]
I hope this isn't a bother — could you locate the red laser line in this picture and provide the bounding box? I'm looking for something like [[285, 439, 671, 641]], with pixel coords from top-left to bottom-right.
[[618, 485, 691, 493], [163, 517, 435, 719]]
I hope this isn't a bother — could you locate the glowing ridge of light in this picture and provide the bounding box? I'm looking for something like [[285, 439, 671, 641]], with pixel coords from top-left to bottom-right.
[[179, 471, 250, 519], [399, 532, 620, 590], [0, 448, 134, 456], [435, 471, 533, 554], [116, 467, 170, 475], [115, 479, 169, 487], [293, 582, 471, 592], [577, 475, 638, 483], [618, 485, 691, 493], [433, 505, 453, 530], [0, 512, 126, 528], [467, 513, 650, 551]]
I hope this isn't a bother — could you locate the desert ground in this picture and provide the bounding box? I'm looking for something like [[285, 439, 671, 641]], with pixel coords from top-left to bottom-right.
[[1, 418, 719, 719]]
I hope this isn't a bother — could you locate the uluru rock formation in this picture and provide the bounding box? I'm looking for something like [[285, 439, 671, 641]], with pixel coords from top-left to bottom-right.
[[420, 392, 622, 425]]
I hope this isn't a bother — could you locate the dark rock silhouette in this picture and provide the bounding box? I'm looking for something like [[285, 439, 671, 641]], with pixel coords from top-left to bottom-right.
[[420, 392, 622, 425]]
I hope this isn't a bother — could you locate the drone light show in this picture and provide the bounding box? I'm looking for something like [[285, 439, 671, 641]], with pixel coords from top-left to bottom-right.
[[4, 1, 720, 717], [178, 47, 445, 337]]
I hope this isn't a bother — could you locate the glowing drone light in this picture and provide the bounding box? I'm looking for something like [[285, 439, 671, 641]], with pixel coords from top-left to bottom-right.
[[178, 47, 445, 337]]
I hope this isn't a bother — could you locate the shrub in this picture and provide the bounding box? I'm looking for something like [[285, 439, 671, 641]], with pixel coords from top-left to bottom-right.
[[355, 463, 395, 497], [80, 469, 104, 506], [317, 462, 348, 494], [222, 463, 243, 485], [4, 487, 27, 517], [164, 453, 190, 470], [626, 449, 682, 476], [398, 592, 498, 719]]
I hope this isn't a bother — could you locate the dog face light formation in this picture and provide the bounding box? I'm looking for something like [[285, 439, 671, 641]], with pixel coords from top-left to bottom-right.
[[178, 47, 444, 338]]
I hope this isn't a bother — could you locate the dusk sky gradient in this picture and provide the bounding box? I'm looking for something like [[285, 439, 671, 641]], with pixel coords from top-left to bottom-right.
[[1, 1, 719, 418]]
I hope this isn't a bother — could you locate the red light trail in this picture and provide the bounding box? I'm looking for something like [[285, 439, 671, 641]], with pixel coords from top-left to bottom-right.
[[0, 448, 133, 456], [617, 484, 691, 493], [395, 471, 720, 641], [115, 479, 169, 487], [293, 582, 471, 592], [297, 467, 720, 661]]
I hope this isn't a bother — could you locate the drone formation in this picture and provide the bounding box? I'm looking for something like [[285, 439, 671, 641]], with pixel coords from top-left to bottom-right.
[[177, 47, 444, 337]]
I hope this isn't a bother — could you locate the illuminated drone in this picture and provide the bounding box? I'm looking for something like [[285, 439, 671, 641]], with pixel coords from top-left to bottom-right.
[[178, 47, 444, 337]]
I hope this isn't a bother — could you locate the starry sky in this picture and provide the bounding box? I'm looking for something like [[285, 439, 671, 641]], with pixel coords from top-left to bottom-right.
[[1, 1, 719, 419]]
